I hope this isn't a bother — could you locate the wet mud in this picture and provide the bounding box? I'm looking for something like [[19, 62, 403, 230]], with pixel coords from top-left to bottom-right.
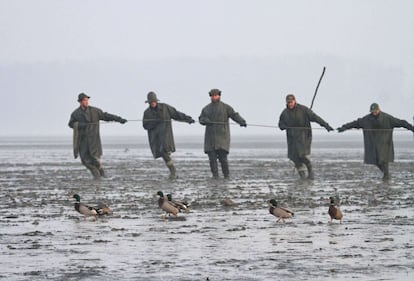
[[0, 135, 413, 280]]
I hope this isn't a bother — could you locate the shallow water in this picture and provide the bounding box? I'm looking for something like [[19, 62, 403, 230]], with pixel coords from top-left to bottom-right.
[[0, 134, 413, 280]]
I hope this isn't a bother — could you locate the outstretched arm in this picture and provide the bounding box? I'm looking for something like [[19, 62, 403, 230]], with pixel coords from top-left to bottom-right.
[[337, 119, 362, 132], [228, 105, 247, 127], [101, 110, 127, 124], [390, 117, 414, 131], [167, 105, 195, 124], [230, 112, 247, 127], [308, 109, 333, 131]]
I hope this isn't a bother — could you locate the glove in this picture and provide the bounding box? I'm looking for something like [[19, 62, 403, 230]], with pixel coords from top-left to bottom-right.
[[337, 126, 346, 133], [240, 121, 247, 127], [325, 125, 334, 132], [188, 118, 195, 124], [119, 118, 127, 124]]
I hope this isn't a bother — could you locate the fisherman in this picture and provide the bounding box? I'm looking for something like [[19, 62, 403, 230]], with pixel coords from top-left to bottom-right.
[[337, 103, 414, 181], [278, 94, 334, 180], [68, 93, 127, 179], [142, 91, 195, 180], [199, 89, 247, 179]]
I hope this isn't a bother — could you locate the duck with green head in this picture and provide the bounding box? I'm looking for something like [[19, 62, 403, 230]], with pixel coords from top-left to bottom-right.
[[328, 196, 343, 224], [166, 193, 190, 213], [157, 191, 179, 218], [269, 199, 294, 223], [72, 194, 112, 220]]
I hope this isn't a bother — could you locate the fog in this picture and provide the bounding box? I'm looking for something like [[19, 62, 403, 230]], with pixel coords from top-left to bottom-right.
[[1, 0, 413, 137]]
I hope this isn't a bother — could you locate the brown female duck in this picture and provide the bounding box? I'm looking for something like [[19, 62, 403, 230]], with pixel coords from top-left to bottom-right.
[[328, 196, 343, 224]]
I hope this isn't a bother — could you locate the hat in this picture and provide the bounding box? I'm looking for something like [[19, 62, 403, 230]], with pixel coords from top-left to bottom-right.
[[78, 93, 90, 102], [370, 103, 379, 112], [145, 91, 159, 103], [286, 94, 296, 102], [209, 89, 221, 96]]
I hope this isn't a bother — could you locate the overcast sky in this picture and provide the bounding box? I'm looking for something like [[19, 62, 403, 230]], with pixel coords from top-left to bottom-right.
[[1, 0, 413, 137]]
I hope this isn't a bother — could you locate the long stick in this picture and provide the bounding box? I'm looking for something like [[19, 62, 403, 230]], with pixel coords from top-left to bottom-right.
[[310, 66, 326, 109]]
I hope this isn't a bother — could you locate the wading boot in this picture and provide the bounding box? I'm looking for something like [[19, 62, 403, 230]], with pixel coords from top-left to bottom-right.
[[167, 162, 177, 180], [91, 168, 101, 180], [298, 170, 306, 180], [306, 163, 314, 180], [221, 160, 230, 179], [99, 168, 106, 178], [81, 158, 101, 180], [209, 158, 219, 179], [84, 163, 101, 180], [382, 163, 390, 182]]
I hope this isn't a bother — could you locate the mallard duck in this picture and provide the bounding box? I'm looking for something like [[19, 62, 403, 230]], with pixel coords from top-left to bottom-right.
[[328, 196, 343, 224], [72, 194, 112, 220], [157, 191, 179, 217], [166, 193, 190, 213], [269, 199, 294, 223]]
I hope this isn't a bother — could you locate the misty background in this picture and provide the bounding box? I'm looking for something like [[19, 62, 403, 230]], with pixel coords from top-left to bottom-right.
[[1, 0, 413, 137]]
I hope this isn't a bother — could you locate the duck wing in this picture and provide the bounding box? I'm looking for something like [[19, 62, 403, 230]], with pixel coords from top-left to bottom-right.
[[278, 206, 294, 216], [271, 207, 294, 219], [75, 202, 97, 216], [171, 200, 190, 212]]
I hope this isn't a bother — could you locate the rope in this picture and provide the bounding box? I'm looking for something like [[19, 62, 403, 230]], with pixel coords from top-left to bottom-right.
[[94, 119, 413, 132]]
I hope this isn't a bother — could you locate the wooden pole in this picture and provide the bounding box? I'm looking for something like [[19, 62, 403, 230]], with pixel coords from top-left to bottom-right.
[[310, 66, 326, 109]]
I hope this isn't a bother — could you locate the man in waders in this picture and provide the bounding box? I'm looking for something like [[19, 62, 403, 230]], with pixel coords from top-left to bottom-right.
[[278, 94, 334, 180], [337, 103, 414, 181], [199, 89, 247, 179], [142, 91, 195, 180], [68, 93, 127, 179]]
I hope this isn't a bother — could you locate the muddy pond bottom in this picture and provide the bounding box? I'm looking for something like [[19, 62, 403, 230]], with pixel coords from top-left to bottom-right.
[[0, 135, 413, 280]]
